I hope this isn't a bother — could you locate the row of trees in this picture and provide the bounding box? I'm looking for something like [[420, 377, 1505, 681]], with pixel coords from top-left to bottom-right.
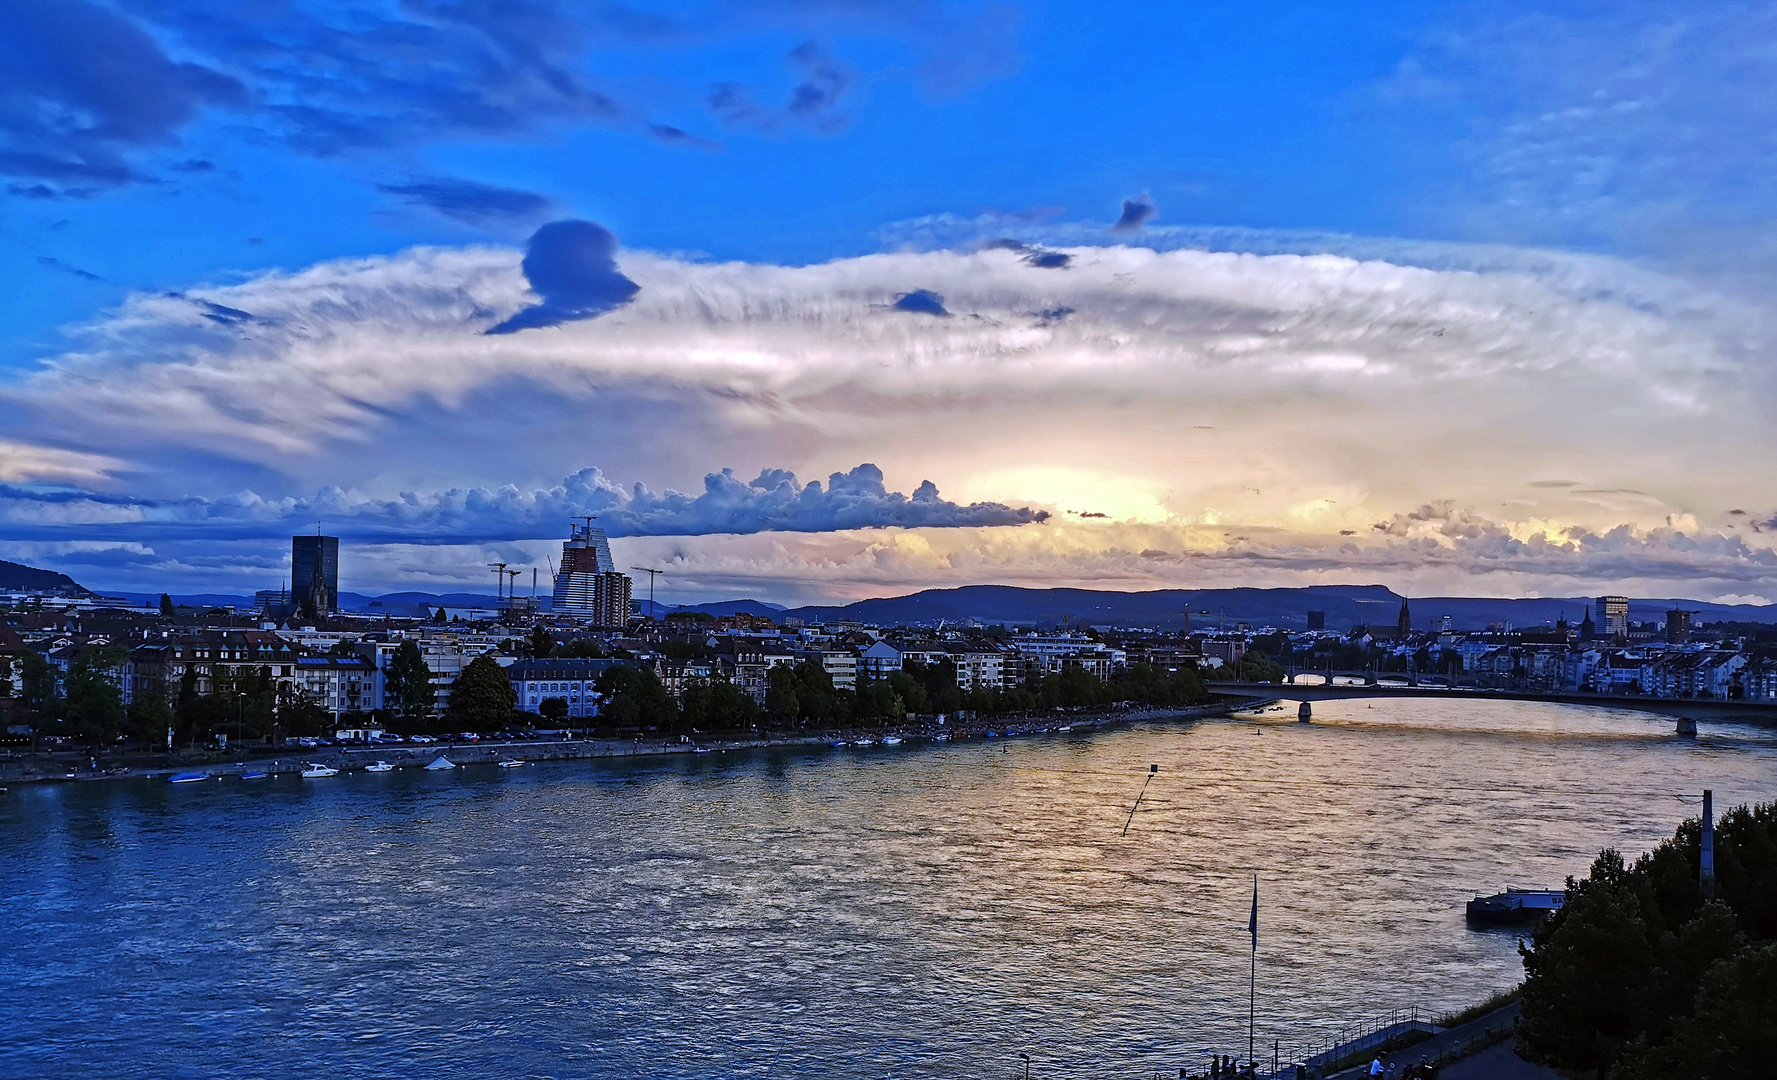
[[2, 644, 339, 747], [1517, 801, 1777, 1078], [4, 642, 1217, 745]]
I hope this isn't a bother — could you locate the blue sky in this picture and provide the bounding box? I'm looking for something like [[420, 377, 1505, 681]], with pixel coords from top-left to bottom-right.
[[3, 0, 1776, 602]]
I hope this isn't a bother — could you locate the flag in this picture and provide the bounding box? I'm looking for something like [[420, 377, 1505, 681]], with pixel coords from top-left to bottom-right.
[[1249, 875, 1258, 952]]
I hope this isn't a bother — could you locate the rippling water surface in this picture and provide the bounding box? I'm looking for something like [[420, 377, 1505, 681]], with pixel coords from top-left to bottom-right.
[[4, 698, 1774, 1079]]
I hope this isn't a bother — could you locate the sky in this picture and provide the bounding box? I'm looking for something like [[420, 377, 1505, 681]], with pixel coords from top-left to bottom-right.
[[2, 0, 1777, 606]]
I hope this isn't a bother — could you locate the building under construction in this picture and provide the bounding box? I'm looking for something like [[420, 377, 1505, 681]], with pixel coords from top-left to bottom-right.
[[551, 520, 632, 627]]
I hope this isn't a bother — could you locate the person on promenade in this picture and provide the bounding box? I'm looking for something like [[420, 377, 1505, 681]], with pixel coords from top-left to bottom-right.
[[1368, 1057, 1383, 1077]]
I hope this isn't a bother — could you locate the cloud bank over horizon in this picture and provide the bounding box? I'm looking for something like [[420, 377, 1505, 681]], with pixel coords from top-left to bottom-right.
[[2, 224, 1775, 602]]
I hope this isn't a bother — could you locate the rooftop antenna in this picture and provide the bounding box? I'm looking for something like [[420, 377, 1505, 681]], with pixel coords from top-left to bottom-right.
[[632, 566, 664, 619]]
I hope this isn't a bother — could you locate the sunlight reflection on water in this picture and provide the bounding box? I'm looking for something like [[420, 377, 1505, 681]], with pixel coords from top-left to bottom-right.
[[2, 698, 1771, 1079]]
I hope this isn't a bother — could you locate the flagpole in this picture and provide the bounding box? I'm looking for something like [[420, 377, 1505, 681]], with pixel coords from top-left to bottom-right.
[[1249, 873, 1257, 1071]]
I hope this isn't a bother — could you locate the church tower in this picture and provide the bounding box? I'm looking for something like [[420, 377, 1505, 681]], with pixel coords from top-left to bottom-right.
[[1397, 596, 1411, 638]]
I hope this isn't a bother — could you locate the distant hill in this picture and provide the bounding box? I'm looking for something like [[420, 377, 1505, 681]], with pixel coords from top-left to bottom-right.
[[0, 559, 91, 596], [772, 584, 1777, 631], [84, 582, 1777, 631]]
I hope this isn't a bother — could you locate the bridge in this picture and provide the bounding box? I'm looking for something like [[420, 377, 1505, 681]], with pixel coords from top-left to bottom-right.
[[1204, 679, 1777, 723]]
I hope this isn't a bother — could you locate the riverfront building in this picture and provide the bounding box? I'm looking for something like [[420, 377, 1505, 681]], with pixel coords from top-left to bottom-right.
[[507, 658, 623, 719]]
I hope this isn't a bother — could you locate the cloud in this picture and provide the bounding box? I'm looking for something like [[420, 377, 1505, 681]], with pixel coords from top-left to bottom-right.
[[892, 288, 950, 315], [984, 239, 1070, 269], [0, 0, 245, 193], [1375, 1, 1777, 269], [647, 123, 720, 150], [486, 219, 639, 333], [1112, 193, 1158, 231], [785, 41, 852, 129], [0, 1, 1022, 194], [4, 225, 1777, 595], [36, 256, 103, 282], [0, 463, 1048, 544], [377, 175, 557, 226]]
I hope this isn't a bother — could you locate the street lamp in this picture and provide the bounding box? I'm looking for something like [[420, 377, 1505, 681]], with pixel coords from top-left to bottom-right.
[[1019, 1052, 1030, 1080]]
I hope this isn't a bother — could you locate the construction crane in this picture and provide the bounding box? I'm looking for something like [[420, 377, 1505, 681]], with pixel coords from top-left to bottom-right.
[[487, 562, 509, 603], [632, 566, 664, 619]]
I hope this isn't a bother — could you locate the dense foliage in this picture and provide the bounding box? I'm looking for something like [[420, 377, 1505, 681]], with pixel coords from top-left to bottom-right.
[[446, 654, 517, 730], [1518, 801, 1777, 1079], [382, 639, 434, 725]]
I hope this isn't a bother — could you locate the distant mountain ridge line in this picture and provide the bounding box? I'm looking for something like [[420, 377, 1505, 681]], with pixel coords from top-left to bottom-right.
[[84, 582, 1777, 631]]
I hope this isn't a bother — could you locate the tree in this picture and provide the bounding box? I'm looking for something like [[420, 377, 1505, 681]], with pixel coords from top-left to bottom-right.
[[538, 696, 569, 723], [433, 606, 447, 623], [125, 690, 173, 746], [1617, 942, 1777, 1080], [64, 644, 128, 743], [20, 651, 59, 729], [593, 664, 676, 732], [764, 664, 800, 724], [1236, 650, 1286, 684], [159, 593, 176, 618], [1519, 801, 1777, 1078], [447, 654, 516, 731], [383, 639, 434, 725], [527, 626, 556, 659]]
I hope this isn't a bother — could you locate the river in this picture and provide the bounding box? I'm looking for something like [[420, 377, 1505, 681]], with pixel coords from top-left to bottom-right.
[[3, 698, 1772, 1079]]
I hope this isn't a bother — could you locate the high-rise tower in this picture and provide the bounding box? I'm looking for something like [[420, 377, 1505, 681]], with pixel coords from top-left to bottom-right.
[[551, 520, 630, 627], [292, 535, 339, 615]]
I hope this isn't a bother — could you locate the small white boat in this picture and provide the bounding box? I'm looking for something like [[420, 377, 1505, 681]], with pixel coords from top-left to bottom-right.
[[365, 761, 395, 773], [497, 759, 524, 768], [851, 737, 876, 747], [424, 756, 456, 771], [300, 764, 338, 778], [880, 736, 903, 746], [1057, 725, 1073, 732]]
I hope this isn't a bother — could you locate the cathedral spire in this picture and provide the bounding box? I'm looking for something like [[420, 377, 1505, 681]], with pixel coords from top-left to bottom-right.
[[1397, 595, 1411, 638]]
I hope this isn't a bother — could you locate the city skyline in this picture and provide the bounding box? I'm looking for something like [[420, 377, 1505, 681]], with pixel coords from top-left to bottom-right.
[[3, 1, 1776, 606]]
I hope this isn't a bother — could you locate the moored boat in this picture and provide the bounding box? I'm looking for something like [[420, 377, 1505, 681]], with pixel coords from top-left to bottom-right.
[[498, 759, 524, 767], [168, 772, 207, 784], [880, 735, 903, 746], [239, 770, 269, 780], [364, 761, 395, 773], [300, 764, 339, 778], [1466, 888, 1564, 926], [424, 756, 456, 771]]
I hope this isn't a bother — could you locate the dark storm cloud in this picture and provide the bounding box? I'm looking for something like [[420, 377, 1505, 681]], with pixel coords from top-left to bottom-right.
[[892, 289, 950, 316], [378, 175, 557, 226], [1112, 193, 1159, 231], [487, 219, 640, 334]]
